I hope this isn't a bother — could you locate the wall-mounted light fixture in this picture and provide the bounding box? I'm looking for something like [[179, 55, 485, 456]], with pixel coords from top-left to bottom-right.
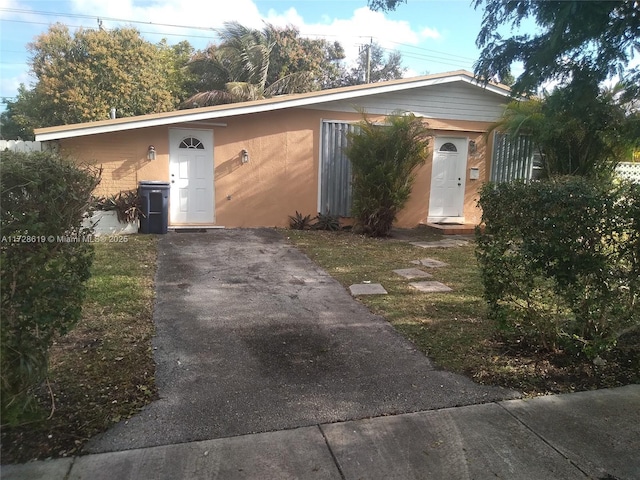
[[468, 140, 477, 155], [147, 145, 156, 161], [241, 149, 249, 164]]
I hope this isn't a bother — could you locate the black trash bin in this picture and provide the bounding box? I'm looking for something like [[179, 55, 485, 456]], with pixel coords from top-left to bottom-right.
[[138, 181, 170, 234]]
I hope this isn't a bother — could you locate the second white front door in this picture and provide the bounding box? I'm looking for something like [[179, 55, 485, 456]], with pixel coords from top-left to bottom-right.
[[169, 128, 214, 225], [428, 137, 468, 223]]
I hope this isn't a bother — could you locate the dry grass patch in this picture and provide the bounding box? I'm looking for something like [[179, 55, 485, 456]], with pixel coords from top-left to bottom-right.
[[287, 229, 639, 397], [1, 235, 158, 463]]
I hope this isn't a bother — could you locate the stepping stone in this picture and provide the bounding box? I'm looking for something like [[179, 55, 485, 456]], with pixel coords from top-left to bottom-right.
[[393, 268, 433, 280], [409, 281, 453, 293], [410, 258, 449, 268], [349, 283, 388, 296], [410, 239, 469, 249]]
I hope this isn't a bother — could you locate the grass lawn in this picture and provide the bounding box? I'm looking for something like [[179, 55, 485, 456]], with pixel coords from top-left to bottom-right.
[[1, 235, 158, 464], [287, 227, 639, 398]]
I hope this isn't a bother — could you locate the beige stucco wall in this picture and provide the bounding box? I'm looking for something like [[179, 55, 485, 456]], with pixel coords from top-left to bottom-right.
[[59, 109, 494, 229]]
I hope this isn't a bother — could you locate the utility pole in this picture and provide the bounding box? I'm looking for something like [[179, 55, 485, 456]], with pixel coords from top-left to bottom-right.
[[359, 38, 373, 84], [365, 38, 372, 83]]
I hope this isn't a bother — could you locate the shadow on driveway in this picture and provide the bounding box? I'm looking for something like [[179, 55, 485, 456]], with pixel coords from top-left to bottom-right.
[[86, 229, 518, 453]]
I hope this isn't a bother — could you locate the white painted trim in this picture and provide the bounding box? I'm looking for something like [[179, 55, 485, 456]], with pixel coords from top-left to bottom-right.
[[427, 216, 466, 224], [168, 225, 225, 229], [183, 122, 228, 127], [36, 72, 511, 141], [317, 119, 324, 214]]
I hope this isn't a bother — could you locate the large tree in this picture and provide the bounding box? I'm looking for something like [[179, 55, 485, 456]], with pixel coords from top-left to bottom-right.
[[368, 1, 640, 98], [5, 24, 189, 133], [183, 22, 345, 107], [473, 1, 640, 97], [263, 25, 346, 90], [339, 42, 406, 86], [0, 86, 43, 140]]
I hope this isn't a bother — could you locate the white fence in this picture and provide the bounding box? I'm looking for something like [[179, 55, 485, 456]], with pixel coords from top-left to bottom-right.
[[1, 140, 43, 152], [616, 162, 640, 184]]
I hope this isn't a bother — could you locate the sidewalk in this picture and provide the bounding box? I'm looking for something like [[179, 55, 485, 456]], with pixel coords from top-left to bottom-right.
[[3, 385, 638, 480]]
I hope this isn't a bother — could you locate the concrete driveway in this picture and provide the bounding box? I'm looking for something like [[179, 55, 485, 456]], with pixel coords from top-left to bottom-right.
[[86, 229, 518, 453]]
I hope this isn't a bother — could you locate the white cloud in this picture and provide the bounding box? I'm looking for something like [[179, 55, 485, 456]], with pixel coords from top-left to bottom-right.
[[0, 70, 32, 97], [68, 0, 265, 47], [0, 0, 440, 103], [263, 6, 426, 66], [419, 27, 441, 40], [29, 1, 434, 65]]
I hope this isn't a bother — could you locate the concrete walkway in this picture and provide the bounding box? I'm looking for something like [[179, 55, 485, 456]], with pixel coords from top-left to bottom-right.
[[3, 385, 639, 479], [80, 229, 516, 453], [2, 230, 638, 479]]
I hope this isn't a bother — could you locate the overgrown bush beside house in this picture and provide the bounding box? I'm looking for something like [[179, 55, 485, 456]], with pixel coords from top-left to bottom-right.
[[0, 151, 101, 423], [345, 112, 431, 237], [476, 177, 640, 359]]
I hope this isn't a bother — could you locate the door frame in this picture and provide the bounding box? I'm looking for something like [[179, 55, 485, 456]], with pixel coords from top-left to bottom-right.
[[427, 136, 468, 224], [168, 127, 215, 225]]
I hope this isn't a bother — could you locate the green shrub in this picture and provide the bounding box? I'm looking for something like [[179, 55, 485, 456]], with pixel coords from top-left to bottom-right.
[[288, 211, 313, 230], [313, 211, 341, 231], [1, 150, 101, 423], [476, 177, 639, 358], [345, 112, 431, 237]]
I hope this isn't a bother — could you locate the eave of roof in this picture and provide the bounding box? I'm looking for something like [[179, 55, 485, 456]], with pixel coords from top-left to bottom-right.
[[35, 70, 511, 141]]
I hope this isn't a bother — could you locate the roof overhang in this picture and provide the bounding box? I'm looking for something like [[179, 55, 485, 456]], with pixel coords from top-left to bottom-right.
[[35, 70, 511, 142]]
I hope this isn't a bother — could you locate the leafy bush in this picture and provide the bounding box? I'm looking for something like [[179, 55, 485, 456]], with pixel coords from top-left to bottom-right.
[[288, 211, 313, 230], [345, 112, 431, 237], [488, 83, 638, 181], [476, 177, 639, 358], [1, 151, 101, 423], [313, 211, 341, 231]]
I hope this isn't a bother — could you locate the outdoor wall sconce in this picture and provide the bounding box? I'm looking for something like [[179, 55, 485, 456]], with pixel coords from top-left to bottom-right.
[[147, 145, 156, 161], [468, 140, 477, 154], [241, 149, 249, 164]]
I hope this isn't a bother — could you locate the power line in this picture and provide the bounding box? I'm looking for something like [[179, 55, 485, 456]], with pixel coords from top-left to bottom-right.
[[1, 7, 478, 65], [0, 8, 476, 73], [0, 18, 220, 41], [0, 7, 217, 32]]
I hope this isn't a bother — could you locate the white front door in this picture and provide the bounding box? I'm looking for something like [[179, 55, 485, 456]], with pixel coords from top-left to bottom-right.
[[169, 128, 214, 225], [428, 137, 468, 223]]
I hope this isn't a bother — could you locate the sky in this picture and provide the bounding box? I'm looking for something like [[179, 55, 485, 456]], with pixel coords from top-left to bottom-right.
[[0, 0, 524, 107]]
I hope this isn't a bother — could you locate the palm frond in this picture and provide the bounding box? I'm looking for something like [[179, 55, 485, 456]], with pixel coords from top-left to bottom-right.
[[225, 82, 265, 102], [180, 90, 234, 108], [264, 71, 316, 96]]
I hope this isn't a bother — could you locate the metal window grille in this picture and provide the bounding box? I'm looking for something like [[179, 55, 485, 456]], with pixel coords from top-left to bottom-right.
[[490, 132, 536, 182], [320, 121, 359, 216]]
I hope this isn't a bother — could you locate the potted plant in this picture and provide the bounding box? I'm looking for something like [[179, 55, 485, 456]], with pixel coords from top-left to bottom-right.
[[85, 190, 143, 235]]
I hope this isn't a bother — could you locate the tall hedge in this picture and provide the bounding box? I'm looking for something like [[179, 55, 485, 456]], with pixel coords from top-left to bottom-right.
[[476, 177, 639, 358], [1, 150, 100, 423]]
